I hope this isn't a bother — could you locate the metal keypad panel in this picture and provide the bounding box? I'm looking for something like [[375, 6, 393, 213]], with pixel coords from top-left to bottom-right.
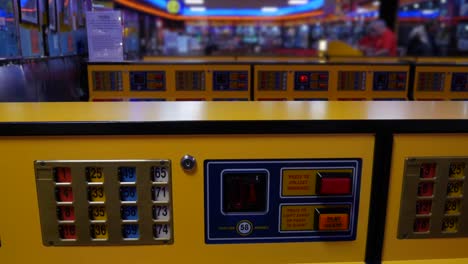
[[398, 158, 468, 239], [35, 160, 173, 246]]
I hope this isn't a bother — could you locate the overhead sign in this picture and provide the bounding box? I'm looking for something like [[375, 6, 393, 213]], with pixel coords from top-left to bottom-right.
[[167, 0, 181, 14]]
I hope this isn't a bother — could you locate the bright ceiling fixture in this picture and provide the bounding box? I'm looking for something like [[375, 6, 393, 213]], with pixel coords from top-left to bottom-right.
[[372, 1, 380, 6], [288, 0, 308, 5], [189, 6, 206, 11], [184, 0, 204, 4], [413, 3, 419, 8], [261, 6, 278, 12]]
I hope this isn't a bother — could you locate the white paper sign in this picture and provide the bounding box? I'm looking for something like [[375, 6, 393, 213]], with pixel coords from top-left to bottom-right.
[[86, 11, 124, 62]]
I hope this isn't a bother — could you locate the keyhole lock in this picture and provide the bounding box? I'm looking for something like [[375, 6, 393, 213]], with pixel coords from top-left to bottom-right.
[[181, 155, 196, 171]]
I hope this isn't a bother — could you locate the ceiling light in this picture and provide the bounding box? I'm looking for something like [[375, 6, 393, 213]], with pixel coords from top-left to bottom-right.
[[190, 6, 206, 12], [440, 0, 447, 3], [288, 0, 308, 5], [413, 3, 419, 9], [184, 0, 204, 4], [261, 6, 278, 12], [372, 1, 380, 6]]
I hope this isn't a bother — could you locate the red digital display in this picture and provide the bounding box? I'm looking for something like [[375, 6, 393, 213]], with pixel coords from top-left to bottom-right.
[[55, 167, 72, 183]]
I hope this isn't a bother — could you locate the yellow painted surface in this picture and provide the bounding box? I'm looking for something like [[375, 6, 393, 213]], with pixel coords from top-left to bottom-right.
[[1, 102, 468, 123], [281, 205, 315, 231], [282, 169, 316, 196], [383, 134, 468, 262], [384, 259, 468, 264], [0, 134, 374, 264]]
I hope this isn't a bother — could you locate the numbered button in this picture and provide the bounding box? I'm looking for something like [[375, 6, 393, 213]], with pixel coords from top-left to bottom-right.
[[88, 186, 106, 202], [413, 218, 430, 233], [152, 185, 170, 202], [447, 181, 463, 197], [86, 167, 104, 182], [415, 200, 432, 215], [445, 199, 462, 215], [121, 205, 138, 221], [59, 225, 77, 240], [152, 166, 169, 183], [417, 182, 434, 197], [120, 186, 138, 202], [122, 224, 139, 239], [449, 163, 465, 179], [442, 217, 459, 233], [54, 167, 72, 183], [153, 224, 171, 240], [89, 206, 107, 221], [56, 186, 74, 202], [57, 206, 75, 221], [420, 163, 436, 179], [119, 167, 136, 182], [153, 205, 170, 221], [90, 224, 108, 240]]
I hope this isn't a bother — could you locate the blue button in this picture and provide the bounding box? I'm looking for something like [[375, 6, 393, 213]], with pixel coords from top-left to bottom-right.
[[121, 205, 138, 220], [119, 167, 136, 182], [122, 224, 139, 239], [120, 186, 138, 201]]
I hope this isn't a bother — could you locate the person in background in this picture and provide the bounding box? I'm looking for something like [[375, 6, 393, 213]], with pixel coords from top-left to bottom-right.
[[367, 20, 398, 56], [358, 23, 377, 55], [406, 21, 439, 56]]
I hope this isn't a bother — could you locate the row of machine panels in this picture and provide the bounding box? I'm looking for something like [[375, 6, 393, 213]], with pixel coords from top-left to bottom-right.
[[2, 103, 468, 264], [88, 61, 467, 101]]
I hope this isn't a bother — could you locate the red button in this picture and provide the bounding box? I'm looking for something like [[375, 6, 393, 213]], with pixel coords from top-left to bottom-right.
[[317, 172, 352, 195]]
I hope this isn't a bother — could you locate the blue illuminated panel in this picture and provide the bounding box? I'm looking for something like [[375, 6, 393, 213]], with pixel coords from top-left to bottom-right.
[[205, 159, 362, 244], [213, 71, 249, 91], [373, 72, 407, 91], [294, 72, 329, 91], [451, 73, 468, 92], [130, 71, 166, 91]]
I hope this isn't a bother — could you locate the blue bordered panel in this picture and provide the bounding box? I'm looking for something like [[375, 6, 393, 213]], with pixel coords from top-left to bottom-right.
[[204, 159, 362, 244]]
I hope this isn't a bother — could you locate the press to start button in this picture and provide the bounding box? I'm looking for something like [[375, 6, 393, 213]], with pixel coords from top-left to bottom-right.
[[316, 171, 352, 195], [315, 208, 350, 231]]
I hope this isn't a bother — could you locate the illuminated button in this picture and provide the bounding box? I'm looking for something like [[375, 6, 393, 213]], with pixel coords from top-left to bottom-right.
[[153, 205, 170, 221], [59, 225, 77, 240], [420, 163, 437, 178], [415, 199, 432, 215], [239, 74, 247, 80], [57, 206, 75, 221], [447, 181, 463, 197], [90, 224, 108, 240], [121, 205, 138, 220], [442, 217, 459, 233], [153, 224, 171, 240], [88, 186, 105, 202], [54, 167, 72, 183], [86, 167, 104, 183], [56, 186, 74, 202], [316, 172, 352, 195], [120, 186, 137, 202], [319, 83, 328, 89], [445, 199, 461, 215], [122, 224, 139, 239], [315, 208, 349, 231], [449, 162, 465, 178], [152, 185, 170, 202], [414, 218, 430, 233], [299, 74, 309, 83], [89, 206, 107, 221], [119, 167, 136, 182], [417, 182, 434, 197], [238, 83, 246, 88]]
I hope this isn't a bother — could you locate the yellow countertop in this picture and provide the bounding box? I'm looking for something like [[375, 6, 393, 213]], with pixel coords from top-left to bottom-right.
[[0, 102, 467, 123]]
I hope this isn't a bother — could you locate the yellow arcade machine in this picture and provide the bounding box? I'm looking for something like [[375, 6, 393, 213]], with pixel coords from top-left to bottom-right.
[[0, 101, 375, 264]]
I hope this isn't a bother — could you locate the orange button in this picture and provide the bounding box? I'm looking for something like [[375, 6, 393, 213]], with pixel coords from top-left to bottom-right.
[[318, 213, 349, 231]]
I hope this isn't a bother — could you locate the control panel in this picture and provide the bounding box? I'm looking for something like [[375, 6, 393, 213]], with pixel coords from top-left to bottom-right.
[[451, 73, 468, 92], [175, 71, 206, 91], [93, 71, 123, 91], [373, 72, 407, 91], [258, 71, 288, 91], [398, 158, 467, 239], [417, 72, 445, 91], [130, 71, 166, 91], [213, 71, 249, 91], [338, 71, 366, 91], [35, 160, 173, 246], [205, 159, 362, 244], [294, 72, 329, 91]]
